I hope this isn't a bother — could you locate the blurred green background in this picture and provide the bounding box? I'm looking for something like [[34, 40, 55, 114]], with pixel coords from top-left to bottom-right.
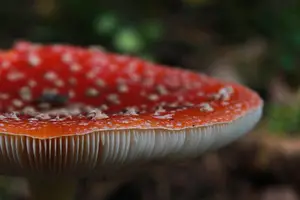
[[1, 0, 300, 200]]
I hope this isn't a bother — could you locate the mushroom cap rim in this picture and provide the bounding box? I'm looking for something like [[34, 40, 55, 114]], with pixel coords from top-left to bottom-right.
[[0, 104, 263, 139]]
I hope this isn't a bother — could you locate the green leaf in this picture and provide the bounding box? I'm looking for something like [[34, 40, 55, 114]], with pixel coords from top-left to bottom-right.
[[113, 27, 145, 53], [95, 12, 119, 35]]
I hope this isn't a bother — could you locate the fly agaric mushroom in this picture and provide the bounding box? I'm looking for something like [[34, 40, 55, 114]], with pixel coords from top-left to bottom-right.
[[0, 41, 263, 200]]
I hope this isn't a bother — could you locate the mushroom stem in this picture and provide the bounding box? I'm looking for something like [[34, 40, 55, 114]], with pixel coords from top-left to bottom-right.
[[28, 177, 78, 200]]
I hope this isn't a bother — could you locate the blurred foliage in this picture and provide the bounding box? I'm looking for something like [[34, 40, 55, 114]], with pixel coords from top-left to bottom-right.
[[26, 0, 167, 61], [2, 0, 300, 133], [267, 103, 300, 136]]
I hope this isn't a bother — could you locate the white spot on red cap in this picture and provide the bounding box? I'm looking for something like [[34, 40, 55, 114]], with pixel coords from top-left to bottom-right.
[[5, 112, 20, 121], [107, 94, 120, 104], [0, 93, 9, 100], [12, 99, 23, 108], [28, 54, 41, 66], [117, 83, 129, 93], [156, 85, 169, 95], [68, 90, 75, 98], [7, 71, 24, 81], [199, 103, 214, 112], [22, 106, 37, 116], [124, 107, 139, 116], [70, 63, 81, 72], [28, 80, 37, 88], [87, 109, 108, 120], [211, 86, 234, 101], [148, 94, 159, 101], [61, 53, 73, 63], [44, 71, 58, 81], [19, 86, 32, 101], [54, 79, 65, 87], [85, 88, 99, 97], [153, 106, 166, 116], [99, 104, 108, 111], [153, 114, 174, 119], [95, 79, 106, 87], [36, 113, 51, 120]]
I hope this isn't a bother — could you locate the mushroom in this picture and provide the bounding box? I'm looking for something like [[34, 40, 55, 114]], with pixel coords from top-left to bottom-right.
[[0, 41, 263, 200]]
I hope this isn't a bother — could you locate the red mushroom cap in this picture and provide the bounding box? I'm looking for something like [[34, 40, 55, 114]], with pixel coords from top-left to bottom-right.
[[0, 41, 263, 176]]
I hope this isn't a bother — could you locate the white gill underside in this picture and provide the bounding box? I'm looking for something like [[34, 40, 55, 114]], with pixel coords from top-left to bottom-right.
[[0, 107, 262, 177]]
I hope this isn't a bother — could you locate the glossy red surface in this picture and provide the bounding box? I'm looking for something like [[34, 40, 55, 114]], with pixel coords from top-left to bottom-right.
[[0, 41, 262, 138]]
